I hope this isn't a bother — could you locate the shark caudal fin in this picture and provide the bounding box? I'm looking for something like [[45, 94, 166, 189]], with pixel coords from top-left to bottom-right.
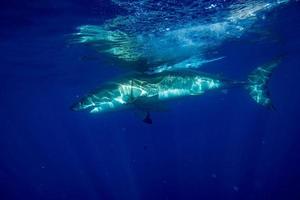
[[246, 58, 281, 109]]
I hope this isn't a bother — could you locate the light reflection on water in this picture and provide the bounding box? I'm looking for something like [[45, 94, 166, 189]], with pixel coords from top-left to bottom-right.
[[72, 0, 290, 72]]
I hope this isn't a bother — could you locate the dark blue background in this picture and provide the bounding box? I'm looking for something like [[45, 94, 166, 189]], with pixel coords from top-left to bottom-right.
[[1, 1, 300, 199]]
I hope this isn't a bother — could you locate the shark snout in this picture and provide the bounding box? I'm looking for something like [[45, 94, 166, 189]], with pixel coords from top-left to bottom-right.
[[70, 102, 81, 111], [70, 97, 97, 112]]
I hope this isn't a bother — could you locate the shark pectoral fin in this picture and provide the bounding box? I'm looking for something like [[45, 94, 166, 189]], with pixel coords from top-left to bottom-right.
[[133, 96, 169, 112], [132, 95, 169, 124], [133, 110, 153, 124], [143, 112, 153, 124]]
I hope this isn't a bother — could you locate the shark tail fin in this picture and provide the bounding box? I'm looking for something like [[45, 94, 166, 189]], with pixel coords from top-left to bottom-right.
[[246, 58, 281, 109]]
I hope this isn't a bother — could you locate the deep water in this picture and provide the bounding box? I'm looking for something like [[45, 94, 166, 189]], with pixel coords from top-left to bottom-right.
[[1, 0, 300, 200]]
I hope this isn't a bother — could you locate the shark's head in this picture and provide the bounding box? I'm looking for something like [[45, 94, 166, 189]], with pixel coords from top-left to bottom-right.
[[71, 89, 129, 113], [71, 79, 150, 114], [70, 96, 97, 112]]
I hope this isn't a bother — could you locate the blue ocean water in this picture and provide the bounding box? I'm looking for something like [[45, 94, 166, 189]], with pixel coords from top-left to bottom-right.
[[1, 0, 300, 199]]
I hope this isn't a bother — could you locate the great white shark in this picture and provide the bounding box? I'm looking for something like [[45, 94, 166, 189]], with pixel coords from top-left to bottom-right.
[[71, 59, 280, 124]]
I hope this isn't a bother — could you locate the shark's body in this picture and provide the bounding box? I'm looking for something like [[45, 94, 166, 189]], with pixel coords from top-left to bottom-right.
[[71, 59, 280, 123]]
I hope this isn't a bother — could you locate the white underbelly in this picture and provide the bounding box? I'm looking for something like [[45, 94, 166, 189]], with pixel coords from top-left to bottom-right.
[[158, 88, 194, 100]]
